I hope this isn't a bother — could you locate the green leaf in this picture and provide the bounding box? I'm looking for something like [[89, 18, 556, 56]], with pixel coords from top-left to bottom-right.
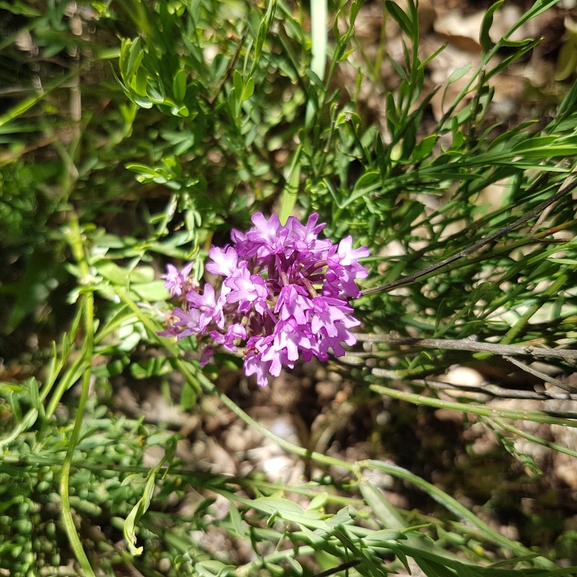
[[147, 81, 166, 104], [413, 134, 437, 162], [242, 77, 255, 102], [0, 383, 26, 394], [310, 0, 327, 82], [336, 110, 362, 128], [364, 529, 407, 545], [229, 504, 246, 537], [279, 145, 302, 224], [389, 56, 409, 83], [420, 43, 447, 68], [133, 67, 148, 97], [252, 497, 306, 516], [359, 481, 406, 530], [130, 357, 171, 379], [512, 135, 577, 157], [173, 69, 187, 102], [131, 280, 168, 300], [129, 266, 155, 284], [0, 408, 38, 449], [126, 163, 159, 178], [286, 557, 303, 576], [556, 38, 577, 81], [125, 37, 144, 80], [496, 431, 543, 476], [233, 69, 243, 100], [385, 0, 413, 37], [94, 260, 129, 285], [123, 437, 177, 555], [447, 64, 472, 84], [479, 0, 504, 52], [308, 492, 328, 511], [124, 476, 155, 555], [180, 381, 198, 410], [305, 68, 324, 88], [354, 171, 380, 191]]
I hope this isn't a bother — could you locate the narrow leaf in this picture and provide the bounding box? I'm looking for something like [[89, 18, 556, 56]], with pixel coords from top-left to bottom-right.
[[385, 0, 413, 37], [479, 0, 504, 52]]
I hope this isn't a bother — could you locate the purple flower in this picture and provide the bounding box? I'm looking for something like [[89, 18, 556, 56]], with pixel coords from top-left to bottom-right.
[[285, 213, 329, 252], [245, 213, 287, 259], [205, 246, 238, 277], [275, 285, 311, 324], [159, 213, 368, 386], [224, 266, 268, 315], [244, 351, 272, 387], [166, 307, 204, 339], [163, 262, 195, 297], [185, 283, 224, 331], [310, 296, 350, 338], [210, 323, 247, 352], [200, 345, 216, 367]]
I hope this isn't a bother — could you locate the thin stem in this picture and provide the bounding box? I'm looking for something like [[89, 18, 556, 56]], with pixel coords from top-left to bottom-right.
[[204, 378, 355, 472], [369, 383, 577, 427], [501, 273, 568, 344], [359, 459, 556, 569], [503, 355, 571, 392], [44, 355, 85, 421], [397, 376, 577, 401], [40, 306, 83, 405], [360, 172, 577, 296], [354, 333, 577, 363], [60, 300, 96, 577], [492, 417, 577, 461], [58, 221, 96, 577]]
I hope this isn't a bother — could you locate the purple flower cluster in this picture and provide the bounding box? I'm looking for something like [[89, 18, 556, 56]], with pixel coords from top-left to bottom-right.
[[160, 213, 368, 386]]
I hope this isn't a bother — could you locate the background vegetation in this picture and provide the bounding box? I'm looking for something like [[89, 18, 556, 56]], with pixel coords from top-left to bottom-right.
[[1, 0, 577, 575]]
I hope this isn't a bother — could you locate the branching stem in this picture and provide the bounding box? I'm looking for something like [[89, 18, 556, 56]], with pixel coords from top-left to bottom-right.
[[355, 333, 577, 363], [360, 173, 577, 296]]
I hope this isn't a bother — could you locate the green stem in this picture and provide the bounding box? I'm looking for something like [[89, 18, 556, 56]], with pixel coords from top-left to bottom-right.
[[40, 306, 83, 406], [0, 455, 362, 507], [360, 459, 556, 569], [112, 286, 201, 396], [204, 378, 355, 472], [369, 383, 577, 427], [60, 298, 96, 577], [59, 216, 96, 577], [492, 417, 577, 460], [44, 355, 85, 420], [501, 273, 568, 344]]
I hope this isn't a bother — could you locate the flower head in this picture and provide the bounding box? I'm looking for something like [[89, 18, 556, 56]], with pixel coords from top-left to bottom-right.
[[160, 213, 368, 386]]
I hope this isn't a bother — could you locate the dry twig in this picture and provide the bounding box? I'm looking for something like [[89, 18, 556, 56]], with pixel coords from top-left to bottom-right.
[[354, 334, 577, 363]]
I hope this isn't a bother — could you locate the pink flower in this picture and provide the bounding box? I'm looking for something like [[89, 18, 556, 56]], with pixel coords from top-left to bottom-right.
[[159, 213, 368, 386], [163, 262, 194, 297], [206, 246, 238, 277]]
